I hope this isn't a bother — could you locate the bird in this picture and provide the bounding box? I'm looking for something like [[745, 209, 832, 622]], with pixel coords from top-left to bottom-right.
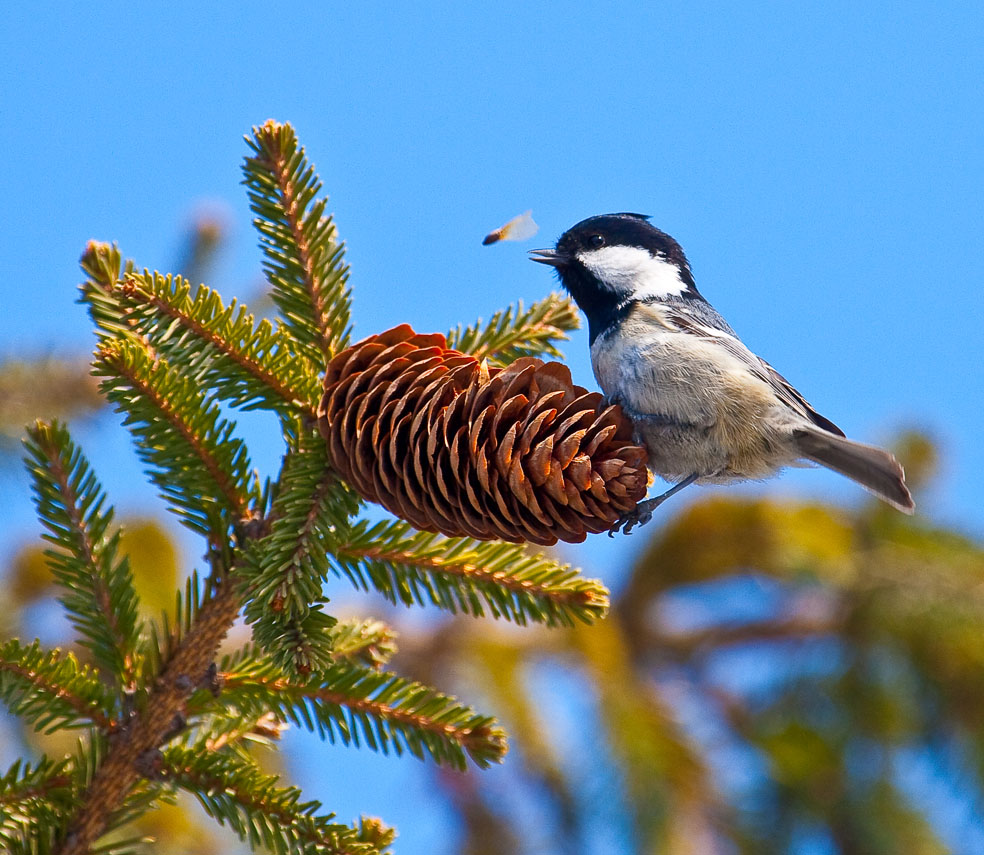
[[529, 213, 914, 534]]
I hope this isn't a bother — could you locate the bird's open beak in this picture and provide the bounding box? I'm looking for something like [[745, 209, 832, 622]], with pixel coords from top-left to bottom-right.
[[528, 248, 568, 268]]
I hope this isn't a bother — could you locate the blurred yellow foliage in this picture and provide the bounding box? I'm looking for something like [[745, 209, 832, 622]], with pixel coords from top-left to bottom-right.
[[118, 518, 180, 619]]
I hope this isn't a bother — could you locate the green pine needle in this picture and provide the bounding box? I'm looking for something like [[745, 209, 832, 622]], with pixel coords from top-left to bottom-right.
[[0, 640, 113, 733], [78, 241, 135, 341], [23, 421, 142, 685], [216, 648, 507, 770], [325, 619, 397, 669], [161, 746, 387, 855], [240, 430, 360, 675], [94, 338, 259, 537], [243, 120, 352, 365], [331, 519, 610, 627], [448, 292, 581, 365], [116, 271, 322, 417], [141, 570, 207, 673], [0, 757, 76, 851]]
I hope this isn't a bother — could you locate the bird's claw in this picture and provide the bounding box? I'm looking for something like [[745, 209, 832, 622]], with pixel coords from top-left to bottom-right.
[[607, 474, 699, 536], [608, 498, 659, 536]]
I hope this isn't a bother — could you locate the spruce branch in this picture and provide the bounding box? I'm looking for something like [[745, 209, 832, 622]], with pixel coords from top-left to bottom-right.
[[197, 710, 288, 755], [78, 242, 139, 345], [331, 519, 609, 626], [70, 735, 176, 847], [24, 421, 141, 685], [142, 570, 210, 675], [192, 619, 397, 737], [325, 619, 397, 669], [0, 758, 74, 810], [256, 609, 339, 678], [57, 577, 242, 855], [94, 338, 257, 536], [243, 120, 351, 364], [447, 292, 581, 365], [353, 818, 395, 855], [0, 640, 114, 732], [117, 272, 321, 417], [240, 430, 359, 675], [11, 121, 614, 854], [0, 758, 76, 853], [159, 747, 384, 855], [218, 655, 507, 770]]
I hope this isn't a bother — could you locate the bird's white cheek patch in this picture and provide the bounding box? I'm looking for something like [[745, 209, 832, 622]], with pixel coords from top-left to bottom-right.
[[576, 246, 689, 299]]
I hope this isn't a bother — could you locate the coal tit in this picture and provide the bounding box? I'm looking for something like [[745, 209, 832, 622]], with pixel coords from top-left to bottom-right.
[[530, 213, 914, 533]]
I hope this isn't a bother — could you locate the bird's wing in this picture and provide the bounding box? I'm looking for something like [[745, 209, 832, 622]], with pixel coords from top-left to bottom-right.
[[660, 303, 846, 437]]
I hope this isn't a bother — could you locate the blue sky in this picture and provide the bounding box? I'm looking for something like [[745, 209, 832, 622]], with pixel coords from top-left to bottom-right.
[[3, 2, 983, 852]]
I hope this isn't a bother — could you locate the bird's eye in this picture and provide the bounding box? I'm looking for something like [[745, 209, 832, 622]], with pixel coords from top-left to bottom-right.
[[588, 234, 605, 248]]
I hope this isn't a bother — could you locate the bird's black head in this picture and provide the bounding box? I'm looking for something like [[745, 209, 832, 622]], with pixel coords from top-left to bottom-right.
[[529, 213, 698, 343]]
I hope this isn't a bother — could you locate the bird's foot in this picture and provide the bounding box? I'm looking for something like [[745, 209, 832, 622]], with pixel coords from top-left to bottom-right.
[[608, 473, 700, 536], [609, 497, 662, 536]]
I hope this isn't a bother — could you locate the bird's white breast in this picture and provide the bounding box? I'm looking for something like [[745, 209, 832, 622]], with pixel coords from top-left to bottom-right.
[[589, 303, 800, 481], [590, 304, 778, 425]]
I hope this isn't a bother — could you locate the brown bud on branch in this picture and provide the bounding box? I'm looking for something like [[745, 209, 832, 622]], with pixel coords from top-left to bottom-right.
[[318, 326, 649, 546]]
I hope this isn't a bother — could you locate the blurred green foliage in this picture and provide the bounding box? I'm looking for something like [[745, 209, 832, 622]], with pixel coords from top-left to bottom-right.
[[0, 358, 102, 450]]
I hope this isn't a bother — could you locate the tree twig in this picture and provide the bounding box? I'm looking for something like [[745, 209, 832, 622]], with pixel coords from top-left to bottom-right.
[[57, 578, 241, 855]]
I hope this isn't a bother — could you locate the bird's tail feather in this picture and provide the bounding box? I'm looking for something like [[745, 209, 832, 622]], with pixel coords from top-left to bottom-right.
[[793, 429, 915, 514]]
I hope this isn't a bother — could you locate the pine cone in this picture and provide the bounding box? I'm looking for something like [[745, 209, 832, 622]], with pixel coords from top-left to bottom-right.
[[318, 325, 649, 545]]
